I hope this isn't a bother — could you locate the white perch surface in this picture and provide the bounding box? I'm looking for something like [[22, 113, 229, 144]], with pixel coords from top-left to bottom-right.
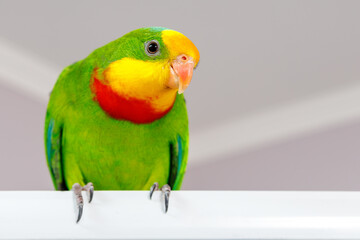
[[1, 191, 360, 239]]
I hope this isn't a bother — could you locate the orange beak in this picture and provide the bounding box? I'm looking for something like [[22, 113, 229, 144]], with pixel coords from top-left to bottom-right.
[[167, 54, 195, 94]]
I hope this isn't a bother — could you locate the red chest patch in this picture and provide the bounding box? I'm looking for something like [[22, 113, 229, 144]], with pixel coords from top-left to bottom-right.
[[91, 77, 173, 124]]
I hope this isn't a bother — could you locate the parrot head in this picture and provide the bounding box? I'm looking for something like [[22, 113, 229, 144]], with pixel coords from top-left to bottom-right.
[[91, 27, 200, 123]]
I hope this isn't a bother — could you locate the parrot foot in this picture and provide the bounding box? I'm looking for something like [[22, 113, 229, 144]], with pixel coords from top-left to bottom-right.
[[71, 182, 94, 223], [149, 182, 171, 213]]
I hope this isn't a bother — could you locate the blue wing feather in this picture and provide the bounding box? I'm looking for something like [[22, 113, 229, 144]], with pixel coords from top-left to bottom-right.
[[168, 135, 187, 190], [45, 117, 67, 190]]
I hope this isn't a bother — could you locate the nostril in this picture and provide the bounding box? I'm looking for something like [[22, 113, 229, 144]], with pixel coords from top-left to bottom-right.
[[181, 55, 188, 61]]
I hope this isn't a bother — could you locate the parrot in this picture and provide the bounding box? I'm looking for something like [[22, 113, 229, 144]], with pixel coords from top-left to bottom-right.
[[44, 27, 200, 222]]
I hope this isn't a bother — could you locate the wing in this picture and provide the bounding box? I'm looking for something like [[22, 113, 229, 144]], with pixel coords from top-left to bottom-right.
[[168, 135, 188, 190], [45, 117, 67, 190]]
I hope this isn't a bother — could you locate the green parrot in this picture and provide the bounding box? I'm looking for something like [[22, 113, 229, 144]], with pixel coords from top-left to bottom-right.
[[44, 27, 200, 221]]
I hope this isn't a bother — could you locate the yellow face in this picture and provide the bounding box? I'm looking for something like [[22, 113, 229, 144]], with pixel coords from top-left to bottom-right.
[[161, 30, 200, 65], [103, 29, 200, 112]]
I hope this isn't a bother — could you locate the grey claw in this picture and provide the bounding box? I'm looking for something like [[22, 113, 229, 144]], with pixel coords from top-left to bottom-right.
[[76, 204, 83, 223], [149, 182, 159, 200], [84, 182, 94, 203], [72, 183, 84, 223], [164, 192, 170, 213], [161, 184, 171, 213]]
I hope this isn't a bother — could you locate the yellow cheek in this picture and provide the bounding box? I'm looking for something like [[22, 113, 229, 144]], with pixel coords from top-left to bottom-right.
[[104, 58, 170, 99], [103, 58, 177, 112]]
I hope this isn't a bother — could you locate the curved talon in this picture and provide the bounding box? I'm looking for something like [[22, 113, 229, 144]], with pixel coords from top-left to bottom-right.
[[84, 182, 94, 203], [161, 184, 171, 213], [72, 183, 84, 223], [88, 185, 94, 203], [164, 192, 170, 213], [149, 182, 159, 200], [75, 204, 83, 223]]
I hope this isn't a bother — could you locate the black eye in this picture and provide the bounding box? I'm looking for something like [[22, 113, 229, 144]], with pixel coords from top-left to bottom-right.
[[145, 40, 160, 56], [148, 42, 158, 53]]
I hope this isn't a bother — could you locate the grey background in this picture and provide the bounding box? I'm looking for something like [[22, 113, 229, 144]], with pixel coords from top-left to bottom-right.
[[0, 0, 360, 190]]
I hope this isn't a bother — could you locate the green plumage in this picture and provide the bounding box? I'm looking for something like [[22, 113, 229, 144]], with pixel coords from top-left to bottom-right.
[[44, 27, 189, 190]]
